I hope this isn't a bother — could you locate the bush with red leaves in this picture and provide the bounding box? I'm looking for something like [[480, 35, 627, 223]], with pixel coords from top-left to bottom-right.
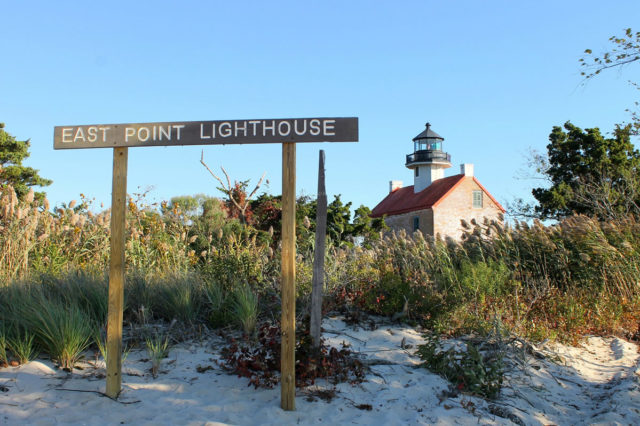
[[219, 322, 365, 388]]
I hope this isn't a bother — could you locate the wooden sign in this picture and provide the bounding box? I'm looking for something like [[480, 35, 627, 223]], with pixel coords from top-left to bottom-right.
[[55, 116, 357, 410], [54, 117, 358, 149]]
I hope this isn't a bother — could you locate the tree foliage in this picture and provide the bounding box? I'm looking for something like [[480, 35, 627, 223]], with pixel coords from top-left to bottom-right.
[[352, 205, 387, 247], [251, 193, 282, 235], [0, 123, 52, 200], [532, 122, 640, 219], [249, 193, 386, 247], [580, 28, 640, 79], [581, 28, 640, 135], [326, 194, 353, 244]]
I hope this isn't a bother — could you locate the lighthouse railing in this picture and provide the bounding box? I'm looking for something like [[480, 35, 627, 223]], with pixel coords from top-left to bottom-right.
[[406, 150, 451, 165]]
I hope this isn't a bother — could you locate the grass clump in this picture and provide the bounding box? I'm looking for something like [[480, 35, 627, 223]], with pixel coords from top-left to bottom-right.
[[203, 279, 230, 328], [44, 271, 109, 326], [151, 273, 204, 324], [26, 298, 95, 370], [230, 285, 259, 336], [8, 330, 38, 364], [146, 334, 171, 378], [0, 329, 7, 365], [94, 332, 131, 367]]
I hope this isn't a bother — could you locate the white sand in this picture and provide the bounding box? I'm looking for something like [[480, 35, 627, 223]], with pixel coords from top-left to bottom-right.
[[1, 317, 639, 425]]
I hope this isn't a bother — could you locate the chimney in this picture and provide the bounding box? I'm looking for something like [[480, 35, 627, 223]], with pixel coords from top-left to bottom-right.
[[389, 180, 403, 193], [460, 163, 474, 177]]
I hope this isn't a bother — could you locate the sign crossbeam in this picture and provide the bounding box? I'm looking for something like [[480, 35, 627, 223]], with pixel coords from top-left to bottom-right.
[[54, 116, 358, 411], [54, 117, 358, 149]]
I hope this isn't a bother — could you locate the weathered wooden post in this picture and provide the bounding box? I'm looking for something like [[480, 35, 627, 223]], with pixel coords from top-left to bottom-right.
[[310, 150, 327, 348], [106, 147, 127, 398], [54, 117, 357, 408]]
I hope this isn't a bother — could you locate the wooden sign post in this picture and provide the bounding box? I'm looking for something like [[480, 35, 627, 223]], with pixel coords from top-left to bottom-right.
[[106, 147, 127, 397], [54, 117, 358, 408], [280, 142, 296, 410]]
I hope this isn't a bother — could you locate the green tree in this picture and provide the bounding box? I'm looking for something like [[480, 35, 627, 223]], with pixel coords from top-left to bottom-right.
[[251, 192, 386, 247], [352, 205, 388, 247], [166, 194, 208, 219], [326, 194, 353, 245], [532, 122, 640, 219], [0, 123, 52, 199]]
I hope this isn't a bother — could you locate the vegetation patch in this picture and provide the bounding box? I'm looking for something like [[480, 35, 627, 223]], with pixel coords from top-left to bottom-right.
[[219, 322, 365, 389], [417, 332, 505, 400], [146, 333, 171, 378], [25, 299, 95, 370], [7, 330, 38, 365]]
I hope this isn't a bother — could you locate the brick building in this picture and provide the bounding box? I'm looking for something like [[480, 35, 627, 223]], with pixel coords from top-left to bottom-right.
[[371, 123, 505, 240]]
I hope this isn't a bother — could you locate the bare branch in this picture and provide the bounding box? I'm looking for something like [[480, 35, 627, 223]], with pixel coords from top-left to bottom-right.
[[572, 171, 640, 221], [582, 56, 640, 77], [200, 150, 226, 188], [200, 150, 267, 224], [247, 172, 267, 200], [220, 166, 233, 193], [227, 190, 245, 213]]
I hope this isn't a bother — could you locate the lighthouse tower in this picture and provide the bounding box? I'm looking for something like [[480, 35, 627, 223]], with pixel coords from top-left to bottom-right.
[[405, 123, 452, 193]]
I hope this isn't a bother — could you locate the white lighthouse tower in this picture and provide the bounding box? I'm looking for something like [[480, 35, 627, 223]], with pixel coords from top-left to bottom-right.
[[405, 123, 452, 193]]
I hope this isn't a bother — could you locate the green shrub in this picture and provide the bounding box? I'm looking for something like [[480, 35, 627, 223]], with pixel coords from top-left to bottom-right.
[[418, 333, 504, 399], [361, 273, 410, 316], [200, 231, 273, 293], [455, 259, 512, 305]]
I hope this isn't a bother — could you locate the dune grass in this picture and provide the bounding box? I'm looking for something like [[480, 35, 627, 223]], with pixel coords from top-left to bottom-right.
[[230, 285, 259, 336], [0, 329, 7, 365], [1, 177, 640, 371], [7, 330, 37, 364], [146, 333, 171, 378]]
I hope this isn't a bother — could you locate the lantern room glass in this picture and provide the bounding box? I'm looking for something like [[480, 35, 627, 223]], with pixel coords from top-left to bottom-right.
[[414, 139, 442, 152]]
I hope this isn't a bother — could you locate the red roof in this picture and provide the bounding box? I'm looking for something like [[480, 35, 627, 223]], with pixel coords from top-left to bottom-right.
[[371, 174, 505, 217]]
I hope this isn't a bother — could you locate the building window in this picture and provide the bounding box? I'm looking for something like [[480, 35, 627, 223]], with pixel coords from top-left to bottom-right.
[[413, 216, 420, 232], [415, 168, 419, 177], [472, 190, 483, 208]]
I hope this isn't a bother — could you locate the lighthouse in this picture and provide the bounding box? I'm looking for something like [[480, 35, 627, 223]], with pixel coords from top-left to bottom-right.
[[405, 123, 452, 193], [371, 121, 505, 240]]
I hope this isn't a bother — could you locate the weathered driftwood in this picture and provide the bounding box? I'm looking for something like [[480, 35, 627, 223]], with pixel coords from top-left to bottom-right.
[[310, 150, 327, 348]]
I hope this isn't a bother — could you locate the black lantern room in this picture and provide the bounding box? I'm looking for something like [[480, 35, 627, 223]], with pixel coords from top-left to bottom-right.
[[406, 122, 451, 167]]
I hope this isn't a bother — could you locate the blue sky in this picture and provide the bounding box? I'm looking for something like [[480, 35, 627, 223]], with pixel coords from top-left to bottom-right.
[[2, 1, 639, 215]]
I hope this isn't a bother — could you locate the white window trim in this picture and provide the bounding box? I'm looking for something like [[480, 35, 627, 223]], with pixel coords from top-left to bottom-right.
[[472, 190, 483, 208]]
